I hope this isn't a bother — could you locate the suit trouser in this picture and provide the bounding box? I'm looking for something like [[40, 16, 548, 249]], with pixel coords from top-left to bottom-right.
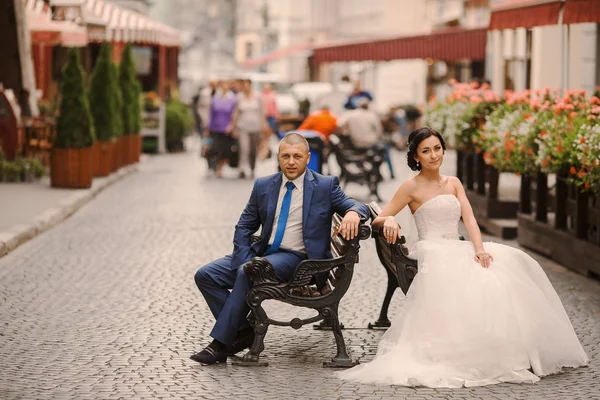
[[194, 250, 305, 346]]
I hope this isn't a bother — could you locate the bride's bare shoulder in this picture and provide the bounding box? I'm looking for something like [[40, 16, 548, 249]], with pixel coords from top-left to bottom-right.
[[399, 177, 418, 192], [447, 176, 465, 192], [393, 177, 418, 200]]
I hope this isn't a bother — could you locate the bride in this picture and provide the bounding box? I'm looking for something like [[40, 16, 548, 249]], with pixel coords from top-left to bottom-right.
[[337, 127, 589, 388]]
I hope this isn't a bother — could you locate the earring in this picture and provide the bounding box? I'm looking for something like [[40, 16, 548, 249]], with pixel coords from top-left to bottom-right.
[[416, 161, 420, 168]]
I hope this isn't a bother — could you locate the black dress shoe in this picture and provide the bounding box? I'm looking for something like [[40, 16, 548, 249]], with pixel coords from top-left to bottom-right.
[[190, 345, 228, 365], [228, 330, 255, 356]]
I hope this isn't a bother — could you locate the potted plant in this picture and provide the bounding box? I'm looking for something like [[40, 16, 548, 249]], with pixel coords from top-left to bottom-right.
[[166, 99, 193, 152], [144, 91, 160, 112], [119, 43, 142, 165], [131, 81, 142, 162], [51, 48, 96, 189], [2, 160, 22, 182], [89, 42, 117, 177], [111, 63, 125, 171]]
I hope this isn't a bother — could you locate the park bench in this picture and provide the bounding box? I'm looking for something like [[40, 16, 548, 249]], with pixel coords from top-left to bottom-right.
[[329, 134, 385, 201], [232, 213, 371, 368], [366, 201, 418, 329]]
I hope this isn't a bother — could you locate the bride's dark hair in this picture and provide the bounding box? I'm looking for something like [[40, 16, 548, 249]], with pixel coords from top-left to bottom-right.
[[406, 127, 447, 171]]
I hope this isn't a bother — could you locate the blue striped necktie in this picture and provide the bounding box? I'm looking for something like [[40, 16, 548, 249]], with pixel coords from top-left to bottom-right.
[[265, 181, 295, 255]]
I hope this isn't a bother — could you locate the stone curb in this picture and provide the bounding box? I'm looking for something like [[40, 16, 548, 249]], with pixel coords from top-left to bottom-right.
[[0, 164, 139, 258]]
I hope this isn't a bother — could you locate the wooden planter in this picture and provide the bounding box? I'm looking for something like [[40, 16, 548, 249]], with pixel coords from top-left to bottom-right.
[[518, 172, 600, 277], [119, 135, 129, 167], [120, 135, 131, 166], [112, 136, 122, 172], [94, 140, 115, 177], [130, 134, 141, 163], [51, 147, 94, 189], [123, 134, 141, 165]]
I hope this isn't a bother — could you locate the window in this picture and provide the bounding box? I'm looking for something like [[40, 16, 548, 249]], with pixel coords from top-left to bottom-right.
[[245, 42, 253, 59]]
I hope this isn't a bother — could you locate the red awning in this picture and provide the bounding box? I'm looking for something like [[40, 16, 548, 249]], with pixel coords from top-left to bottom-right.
[[488, 0, 563, 30], [312, 28, 487, 65], [563, 0, 600, 24], [243, 43, 312, 67]]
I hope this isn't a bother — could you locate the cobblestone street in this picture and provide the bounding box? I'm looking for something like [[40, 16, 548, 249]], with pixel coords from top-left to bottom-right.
[[1, 144, 599, 400]]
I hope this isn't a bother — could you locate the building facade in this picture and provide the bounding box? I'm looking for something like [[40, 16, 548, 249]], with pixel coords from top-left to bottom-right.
[[488, 0, 600, 96], [151, 0, 238, 99]]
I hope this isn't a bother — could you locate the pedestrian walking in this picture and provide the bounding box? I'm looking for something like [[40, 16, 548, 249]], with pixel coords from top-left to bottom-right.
[[205, 81, 237, 178], [261, 83, 280, 137], [232, 79, 267, 179]]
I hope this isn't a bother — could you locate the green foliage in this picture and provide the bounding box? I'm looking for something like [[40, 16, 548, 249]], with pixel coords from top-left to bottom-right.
[[165, 100, 193, 145], [88, 42, 117, 141], [1, 160, 22, 182], [119, 43, 138, 134], [132, 81, 142, 133], [55, 48, 95, 148], [0, 157, 44, 182], [111, 63, 123, 138]]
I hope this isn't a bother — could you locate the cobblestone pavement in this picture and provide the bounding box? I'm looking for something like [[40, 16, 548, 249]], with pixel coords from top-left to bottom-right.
[[1, 143, 599, 400]]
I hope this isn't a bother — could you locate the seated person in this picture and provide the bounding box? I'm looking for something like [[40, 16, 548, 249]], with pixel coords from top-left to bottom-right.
[[337, 98, 383, 150], [297, 105, 338, 143], [191, 132, 369, 365]]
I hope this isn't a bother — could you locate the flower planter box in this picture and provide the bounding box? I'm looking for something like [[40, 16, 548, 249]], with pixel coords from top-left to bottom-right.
[[130, 134, 141, 163], [112, 136, 123, 172], [518, 172, 600, 277], [459, 150, 519, 238], [51, 147, 93, 188], [94, 140, 114, 177], [123, 134, 141, 164], [119, 135, 129, 167]]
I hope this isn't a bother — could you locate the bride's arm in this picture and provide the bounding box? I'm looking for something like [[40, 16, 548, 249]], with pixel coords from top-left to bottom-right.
[[373, 180, 415, 243], [452, 177, 493, 268]]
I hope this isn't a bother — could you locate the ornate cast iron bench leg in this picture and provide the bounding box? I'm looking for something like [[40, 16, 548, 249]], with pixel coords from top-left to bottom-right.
[[321, 302, 358, 368], [368, 267, 398, 329], [232, 296, 269, 367]]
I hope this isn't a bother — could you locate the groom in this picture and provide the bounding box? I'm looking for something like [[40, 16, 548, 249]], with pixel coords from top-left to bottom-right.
[[192, 132, 369, 365]]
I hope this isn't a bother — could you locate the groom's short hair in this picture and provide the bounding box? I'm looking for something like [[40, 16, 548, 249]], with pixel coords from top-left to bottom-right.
[[279, 132, 310, 154]]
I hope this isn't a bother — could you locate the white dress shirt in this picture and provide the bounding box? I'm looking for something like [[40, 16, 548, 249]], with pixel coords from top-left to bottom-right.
[[268, 171, 306, 253]]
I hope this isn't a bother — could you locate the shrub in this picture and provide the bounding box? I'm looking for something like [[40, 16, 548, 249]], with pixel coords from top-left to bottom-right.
[[54, 48, 95, 148], [165, 100, 193, 145], [111, 63, 123, 138], [119, 43, 139, 134], [132, 81, 142, 133], [88, 42, 117, 141]]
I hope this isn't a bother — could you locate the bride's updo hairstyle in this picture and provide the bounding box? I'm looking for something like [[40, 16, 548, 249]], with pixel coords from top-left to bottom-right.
[[407, 127, 447, 171]]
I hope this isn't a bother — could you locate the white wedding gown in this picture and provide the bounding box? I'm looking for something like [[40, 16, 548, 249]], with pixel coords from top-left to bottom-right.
[[338, 194, 589, 388]]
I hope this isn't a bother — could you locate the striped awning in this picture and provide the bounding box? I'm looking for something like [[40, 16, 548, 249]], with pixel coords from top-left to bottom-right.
[[26, 0, 88, 47], [81, 0, 180, 46], [488, 0, 563, 30], [563, 0, 600, 24], [312, 28, 487, 65]]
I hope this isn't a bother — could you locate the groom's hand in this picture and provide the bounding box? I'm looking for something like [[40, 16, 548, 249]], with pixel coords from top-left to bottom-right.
[[338, 211, 361, 240]]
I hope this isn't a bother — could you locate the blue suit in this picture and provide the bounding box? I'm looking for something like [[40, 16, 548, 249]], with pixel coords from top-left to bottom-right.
[[194, 169, 368, 346]]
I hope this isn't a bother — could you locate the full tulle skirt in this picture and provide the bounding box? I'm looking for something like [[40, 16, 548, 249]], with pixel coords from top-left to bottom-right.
[[337, 239, 589, 388]]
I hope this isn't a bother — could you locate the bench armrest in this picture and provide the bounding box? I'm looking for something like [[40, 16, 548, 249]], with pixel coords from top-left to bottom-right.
[[243, 257, 279, 286]]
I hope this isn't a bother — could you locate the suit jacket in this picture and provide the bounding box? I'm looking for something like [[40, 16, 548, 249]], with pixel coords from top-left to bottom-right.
[[231, 169, 369, 269]]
